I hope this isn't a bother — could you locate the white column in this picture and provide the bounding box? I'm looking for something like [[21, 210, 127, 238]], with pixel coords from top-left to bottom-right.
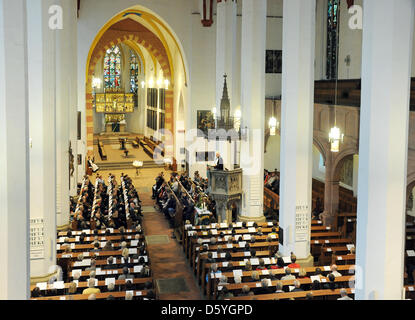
[[56, 0, 78, 224], [279, 0, 315, 260], [355, 0, 414, 300], [27, 0, 57, 277], [0, 0, 30, 300], [68, 0, 78, 198], [216, 0, 238, 114], [239, 0, 267, 222]]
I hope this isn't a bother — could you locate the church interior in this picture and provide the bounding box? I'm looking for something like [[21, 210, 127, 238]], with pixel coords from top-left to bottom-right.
[[2, 0, 415, 301]]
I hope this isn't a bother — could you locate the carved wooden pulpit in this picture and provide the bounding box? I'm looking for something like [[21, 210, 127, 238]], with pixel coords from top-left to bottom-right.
[[207, 167, 243, 223]]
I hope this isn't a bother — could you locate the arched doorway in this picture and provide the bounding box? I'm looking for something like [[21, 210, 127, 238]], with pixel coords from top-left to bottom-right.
[[84, 7, 189, 166]]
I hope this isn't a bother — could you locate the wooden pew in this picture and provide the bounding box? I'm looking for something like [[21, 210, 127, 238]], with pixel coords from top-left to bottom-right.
[[97, 139, 107, 161], [215, 275, 354, 300], [207, 264, 356, 299], [31, 289, 152, 300], [132, 136, 140, 148], [227, 287, 355, 300], [31, 277, 153, 293]]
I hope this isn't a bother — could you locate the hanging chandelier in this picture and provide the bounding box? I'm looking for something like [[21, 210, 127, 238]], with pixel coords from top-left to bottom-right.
[[269, 117, 278, 136], [329, 10, 343, 153], [268, 99, 279, 136], [329, 126, 343, 152]]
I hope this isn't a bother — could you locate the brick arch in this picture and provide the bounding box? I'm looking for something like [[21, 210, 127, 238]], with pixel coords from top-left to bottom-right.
[[88, 34, 171, 84], [85, 19, 174, 155]]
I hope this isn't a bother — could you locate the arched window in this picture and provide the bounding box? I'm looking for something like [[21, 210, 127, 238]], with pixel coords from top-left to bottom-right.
[[326, 0, 340, 80], [129, 51, 139, 94], [104, 45, 121, 89]]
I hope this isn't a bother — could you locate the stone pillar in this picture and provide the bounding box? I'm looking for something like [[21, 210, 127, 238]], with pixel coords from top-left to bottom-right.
[[279, 0, 315, 261], [0, 0, 30, 299], [355, 0, 414, 300], [321, 152, 339, 228], [68, 0, 78, 198], [27, 0, 57, 278], [239, 0, 267, 222], [56, 0, 78, 227], [216, 0, 238, 114]]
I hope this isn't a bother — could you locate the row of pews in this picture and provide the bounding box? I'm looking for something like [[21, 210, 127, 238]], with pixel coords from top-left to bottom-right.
[[140, 136, 165, 159], [97, 139, 107, 161], [182, 218, 361, 300]]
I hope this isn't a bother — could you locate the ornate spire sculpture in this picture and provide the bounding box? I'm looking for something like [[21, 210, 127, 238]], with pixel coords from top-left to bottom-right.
[[220, 74, 230, 124]]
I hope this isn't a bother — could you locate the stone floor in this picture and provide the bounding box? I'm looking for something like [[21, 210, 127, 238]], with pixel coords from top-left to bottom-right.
[[141, 191, 203, 300], [91, 166, 202, 300]]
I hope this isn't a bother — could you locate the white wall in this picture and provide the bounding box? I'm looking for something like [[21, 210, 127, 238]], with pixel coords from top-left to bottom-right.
[[264, 134, 280, 172]]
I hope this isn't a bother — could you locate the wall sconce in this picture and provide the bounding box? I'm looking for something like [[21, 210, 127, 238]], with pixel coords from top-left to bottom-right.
[[234, 109, 241, 131], [212, 107, 217, 118], [92, 77, 102, 90], [141, 76, 169, 90], [92, 77, 102, 109]]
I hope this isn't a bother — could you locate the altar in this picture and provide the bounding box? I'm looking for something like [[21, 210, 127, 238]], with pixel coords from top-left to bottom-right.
[[94, 88, 135, 134], [105, 121, 126, 133]]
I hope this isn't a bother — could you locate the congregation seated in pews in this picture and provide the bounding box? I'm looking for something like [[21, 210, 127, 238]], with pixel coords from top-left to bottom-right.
[[152, 171, 216, 227], [70, 173, 143, 231], [181, 215, 359, 300], [31, 173, 156, 301]]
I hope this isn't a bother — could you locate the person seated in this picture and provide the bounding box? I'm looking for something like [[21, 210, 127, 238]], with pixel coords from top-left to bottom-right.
[[102, 240, 114, 251], [337, 288, 353, 300], [31, 286, 41, 298], [85, 259, 97, 271], [256, 278, 273, 295], [239, 285, 251, 297], [218, 275, 229, 286], [106, 282, 115, 293], [291, 280, 304, 292], [324, 273, 338, 290], [82, 278, 101, 295], [281, 268, 296, 280], [118, 266, 134, 281], [217, 286, 233, 300], [330, 264, 342, 277], [250, 271, 260, 283], [256, 258, 267, 271], [103, 256, 116, 270], [270, 257, 285, 270], [275, 281, 284, 293], [287, 253, 301, 269], [311, 280, 322, 291]]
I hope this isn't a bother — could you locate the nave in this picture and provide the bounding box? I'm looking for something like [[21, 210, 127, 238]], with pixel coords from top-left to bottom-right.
[[29, 167, 415, 300]]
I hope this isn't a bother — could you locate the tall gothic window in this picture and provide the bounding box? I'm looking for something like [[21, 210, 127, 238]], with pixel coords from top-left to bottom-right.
[[129, 51, 139, 94], [104, 45, 121, 89], [326, 0, 340, 80]]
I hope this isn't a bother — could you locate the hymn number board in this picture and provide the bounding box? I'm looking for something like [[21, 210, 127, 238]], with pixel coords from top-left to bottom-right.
[[295, 204, 309, 242], [30, 218, 45, 260]]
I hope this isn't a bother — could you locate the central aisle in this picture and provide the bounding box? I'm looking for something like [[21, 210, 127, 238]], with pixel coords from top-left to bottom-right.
[[140, 191, 203, 300]]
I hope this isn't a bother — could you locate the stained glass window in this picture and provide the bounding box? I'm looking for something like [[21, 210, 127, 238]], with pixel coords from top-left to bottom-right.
[[129, 51, 139, 94], [327, 0, 340, 80], [104, 45, 121, 89]]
